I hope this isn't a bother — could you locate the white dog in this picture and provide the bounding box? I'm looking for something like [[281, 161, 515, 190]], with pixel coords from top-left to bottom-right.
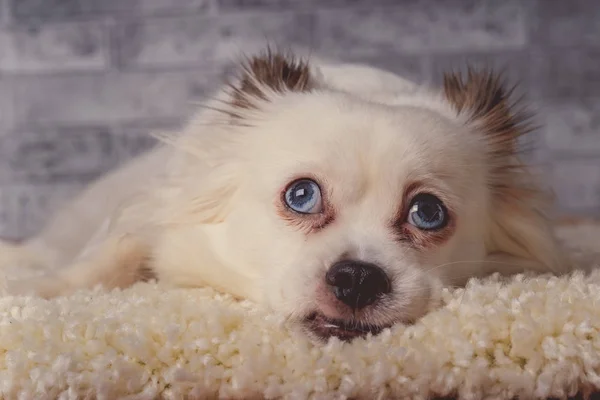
[[0, 49, 569, 341]]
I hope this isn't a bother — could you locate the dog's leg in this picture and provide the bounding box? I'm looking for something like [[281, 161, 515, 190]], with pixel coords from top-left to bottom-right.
[[7, 234, 150, 298]]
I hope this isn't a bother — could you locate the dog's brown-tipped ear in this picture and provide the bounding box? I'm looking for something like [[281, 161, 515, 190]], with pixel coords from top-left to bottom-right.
[[443, 68, 538, 199], [444, 68, 569, 275], [227, 48, 314, 111], [443, 68, 532, 154]]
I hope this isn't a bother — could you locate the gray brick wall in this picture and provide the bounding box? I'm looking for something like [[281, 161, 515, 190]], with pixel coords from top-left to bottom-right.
[[0, 0, 598, 240]]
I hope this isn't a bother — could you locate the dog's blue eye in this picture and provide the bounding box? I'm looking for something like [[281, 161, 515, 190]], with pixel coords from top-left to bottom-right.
[[407, 193, 448, 230], [284, 179, 323, 214]]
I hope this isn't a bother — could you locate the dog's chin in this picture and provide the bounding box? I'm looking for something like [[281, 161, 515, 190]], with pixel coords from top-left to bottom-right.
[[302, 312, 395, 342]]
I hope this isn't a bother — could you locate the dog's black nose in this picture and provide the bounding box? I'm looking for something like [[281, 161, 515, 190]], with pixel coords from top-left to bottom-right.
[[325, 260, 391, 310]]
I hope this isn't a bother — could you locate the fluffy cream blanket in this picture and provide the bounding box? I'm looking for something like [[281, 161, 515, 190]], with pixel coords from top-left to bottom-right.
[[0, 224, 598, 400]]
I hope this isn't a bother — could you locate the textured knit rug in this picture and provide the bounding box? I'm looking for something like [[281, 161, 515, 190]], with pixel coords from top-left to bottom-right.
[[0, 223, 598, 400]]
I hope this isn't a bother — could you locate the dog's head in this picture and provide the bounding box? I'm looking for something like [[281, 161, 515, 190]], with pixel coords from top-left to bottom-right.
[[153, 50, 567, 341]]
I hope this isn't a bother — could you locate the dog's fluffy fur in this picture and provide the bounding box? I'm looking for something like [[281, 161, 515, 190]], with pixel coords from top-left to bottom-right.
[[1, 49, 570, 340]]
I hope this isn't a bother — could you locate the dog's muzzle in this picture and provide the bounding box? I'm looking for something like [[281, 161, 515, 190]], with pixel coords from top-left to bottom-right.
[[304, 259, 393, 341]]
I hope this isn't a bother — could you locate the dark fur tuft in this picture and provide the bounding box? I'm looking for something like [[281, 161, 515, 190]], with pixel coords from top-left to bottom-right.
[[442, 67, 540, 201], [443, 67, 534, 153], [227, 47, 314, 110], [444, 67, 565, 274]]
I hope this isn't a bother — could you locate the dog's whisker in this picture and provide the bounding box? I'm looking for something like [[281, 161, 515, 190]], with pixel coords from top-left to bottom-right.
[[423, 259, 535, 274]]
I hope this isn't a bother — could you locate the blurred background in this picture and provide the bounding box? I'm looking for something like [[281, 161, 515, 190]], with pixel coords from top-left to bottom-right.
[[0, 0, 598, 240]]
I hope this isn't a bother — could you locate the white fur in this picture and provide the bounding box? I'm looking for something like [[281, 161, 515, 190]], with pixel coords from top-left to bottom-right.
[[1, 53, 571, 336]]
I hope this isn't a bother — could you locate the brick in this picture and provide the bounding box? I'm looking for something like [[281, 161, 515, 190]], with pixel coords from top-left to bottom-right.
[[114, 12, 313, 69], [339, 54, 427, 84], [530, 0, 600, 47], [217, 0, 398, 10], [130, 0, 215, 15], [12, 70, 222, 128], [541, 98, 600, 154], [0, 127, 117, 184], [0, 78, 15, 132], [11, 0, 126, 20], [551, 160, 600, 210], [10, 0, 214, 21], [0, 187, 22, 240], [313, 0, 526, 57], [0, 22, 108, 73], [112, 125, 161, 160], [0, 125, 162, 185], [531, 47, 600, 99]]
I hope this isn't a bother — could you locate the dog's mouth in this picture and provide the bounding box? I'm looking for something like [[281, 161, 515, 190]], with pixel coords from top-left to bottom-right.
[[303, 312, 392, 342]]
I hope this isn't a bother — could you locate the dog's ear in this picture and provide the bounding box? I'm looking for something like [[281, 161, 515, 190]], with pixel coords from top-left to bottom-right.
[[442, 68, 535, 205], [443, 68, 528, 154], [443, 68, 568, 274], [226, 48, 314, 111]]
